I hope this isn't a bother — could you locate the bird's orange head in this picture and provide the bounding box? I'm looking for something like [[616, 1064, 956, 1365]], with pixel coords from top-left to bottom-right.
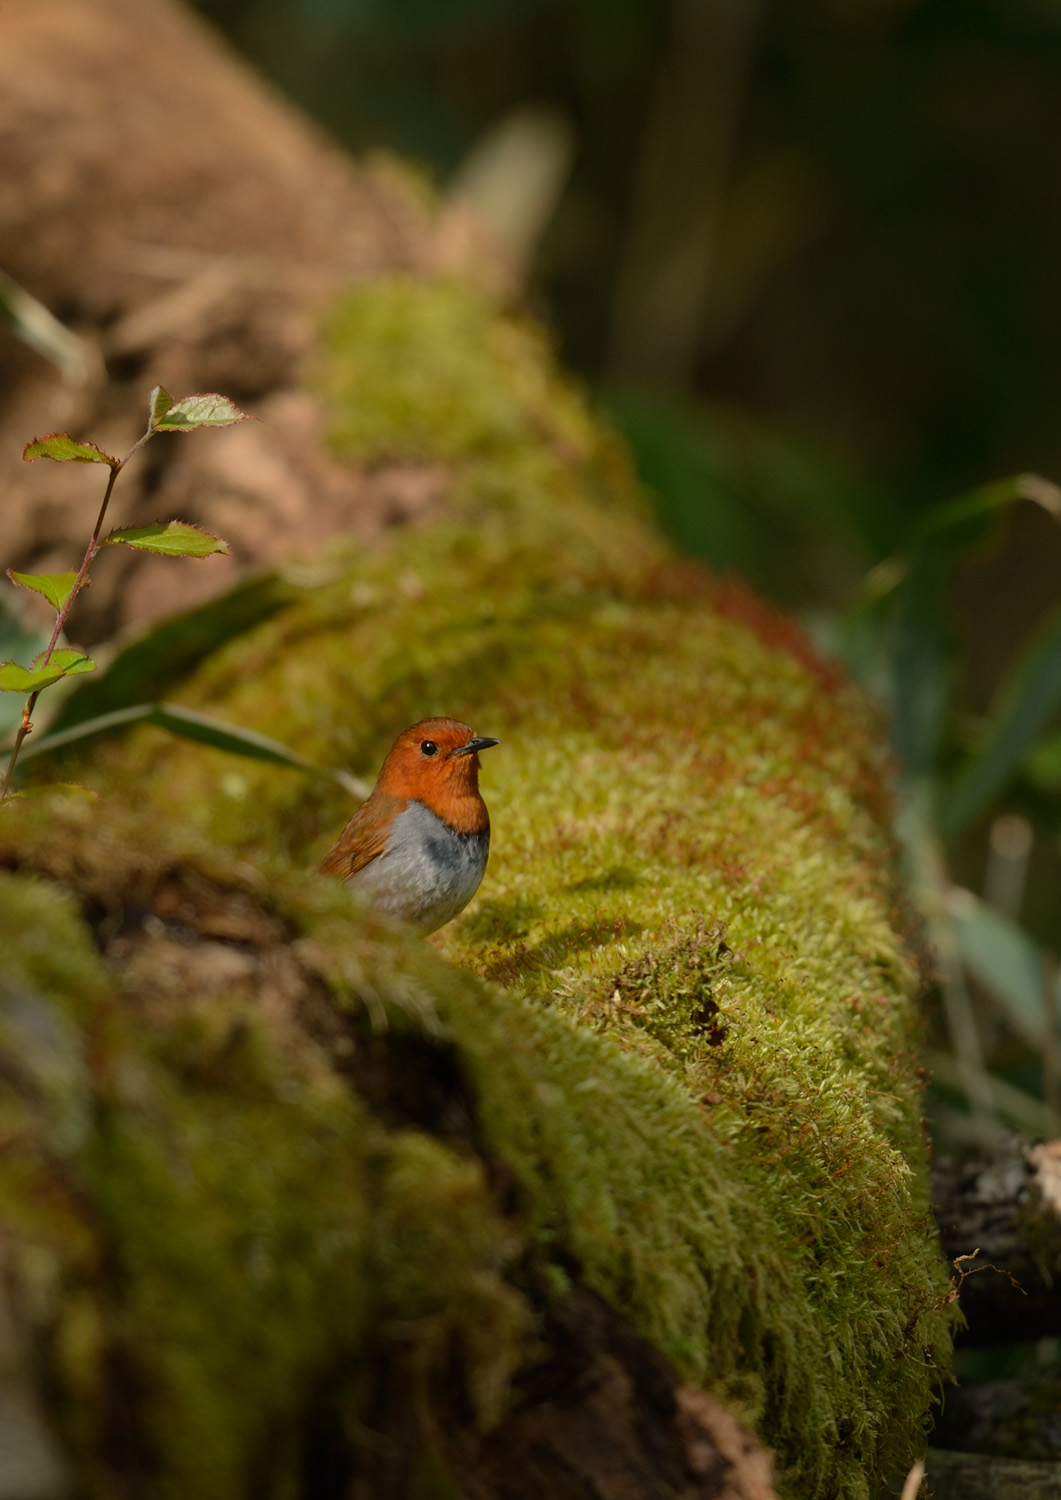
[[375, 717, 499, 833]]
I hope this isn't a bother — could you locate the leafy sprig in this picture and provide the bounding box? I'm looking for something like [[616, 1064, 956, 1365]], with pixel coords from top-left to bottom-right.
[[1, 387, 248, 797]]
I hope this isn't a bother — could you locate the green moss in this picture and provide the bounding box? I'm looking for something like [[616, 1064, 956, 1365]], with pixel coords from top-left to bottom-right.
[[14, 276, 954, 1498], [0, 814, 536, 1499], [316, 275, 593, 465]]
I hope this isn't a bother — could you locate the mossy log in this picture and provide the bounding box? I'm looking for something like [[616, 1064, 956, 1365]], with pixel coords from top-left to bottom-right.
[[1, 1, 952, 1495], [0, 274, 954, 1500]]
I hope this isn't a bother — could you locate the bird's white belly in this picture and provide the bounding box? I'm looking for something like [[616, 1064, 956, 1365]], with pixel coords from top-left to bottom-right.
[[349, 800, 490, 934]]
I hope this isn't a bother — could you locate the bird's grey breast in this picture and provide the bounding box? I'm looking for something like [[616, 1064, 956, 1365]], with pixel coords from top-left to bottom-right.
[[349, 799, 489, 933]]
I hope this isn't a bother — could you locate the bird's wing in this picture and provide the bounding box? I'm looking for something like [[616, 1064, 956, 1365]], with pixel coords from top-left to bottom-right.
[[319, 792, 404, 879]]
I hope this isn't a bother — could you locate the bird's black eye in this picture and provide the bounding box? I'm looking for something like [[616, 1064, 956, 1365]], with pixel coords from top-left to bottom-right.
[[419, 740, 439, 757]]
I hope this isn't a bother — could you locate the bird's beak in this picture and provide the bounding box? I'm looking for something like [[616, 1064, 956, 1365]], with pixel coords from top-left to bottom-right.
[[449, 736, 500, 758]]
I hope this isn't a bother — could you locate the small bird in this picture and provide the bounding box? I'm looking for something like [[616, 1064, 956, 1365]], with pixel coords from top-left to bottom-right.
[[320, 717, 499, 933]]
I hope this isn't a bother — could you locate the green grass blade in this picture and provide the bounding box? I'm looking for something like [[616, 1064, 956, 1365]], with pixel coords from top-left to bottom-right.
[[914, 472, 1061, 543], [945, 886, 1046, 1049], [888, 544, 954, 779], [48, 573, 292, 733], [926, 1050, 1048, 1136], [18, 705, 156, 756], [942, 606, 1061, 837], [20, 700, 369, 798]]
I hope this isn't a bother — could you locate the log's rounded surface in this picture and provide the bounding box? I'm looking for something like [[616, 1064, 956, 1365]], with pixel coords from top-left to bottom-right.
[[2, 273, 955, 1497], [0, 4, 953, 1497]]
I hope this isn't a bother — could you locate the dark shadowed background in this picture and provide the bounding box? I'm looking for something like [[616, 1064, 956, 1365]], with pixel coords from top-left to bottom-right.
[[195, 0, 1061, 579]]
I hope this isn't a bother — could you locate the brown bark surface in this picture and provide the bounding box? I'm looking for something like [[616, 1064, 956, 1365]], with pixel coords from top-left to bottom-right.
[[456, 1291, 777, 1500], [0, 0, 448, 640]]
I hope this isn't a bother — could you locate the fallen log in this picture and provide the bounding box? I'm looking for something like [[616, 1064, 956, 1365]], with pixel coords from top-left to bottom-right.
[[0, 1, 954, 1495]]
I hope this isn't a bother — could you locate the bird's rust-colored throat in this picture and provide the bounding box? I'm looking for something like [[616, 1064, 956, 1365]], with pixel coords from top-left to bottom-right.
[[375, 717, 498, 834]]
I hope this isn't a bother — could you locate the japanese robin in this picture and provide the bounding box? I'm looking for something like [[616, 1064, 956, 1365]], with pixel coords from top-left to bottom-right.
[[320, 717, 499, 933]]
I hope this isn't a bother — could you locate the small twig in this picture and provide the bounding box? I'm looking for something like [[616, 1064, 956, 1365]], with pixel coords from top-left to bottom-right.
[[902, 1246, 1025, 1340], [943, 1247, 1026, 1306]]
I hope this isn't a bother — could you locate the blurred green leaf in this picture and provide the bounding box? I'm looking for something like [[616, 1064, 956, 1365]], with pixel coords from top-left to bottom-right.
[[23, 433, 118, 466], [48, 573, 293, 734], [915, 472, 1061, 544], [1025, 730, 1061, 792], [102, 521, 230, 557], [7, 569, 79, 613], [945, 886, 1047, 1049], [22, 700, 369, 797], [927, 1049, 1048, 1136], [854, 475, 1061, 786], [943, 606, 1061, 837], [154, 393, 250, 430], [887, 544, 953, 779], [0, 268, 104, 385]]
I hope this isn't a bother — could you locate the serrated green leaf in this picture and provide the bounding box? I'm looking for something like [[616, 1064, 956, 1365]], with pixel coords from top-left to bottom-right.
[[22, 433, 118, 465], [0, 651, 94, 693], [7, 569, 80, 613], [148, 385, 174, 428], [154, 393, 250, 430], [0, 662, 62, 693], [102, 521, 230, 558], [37, 648, 96, 676]]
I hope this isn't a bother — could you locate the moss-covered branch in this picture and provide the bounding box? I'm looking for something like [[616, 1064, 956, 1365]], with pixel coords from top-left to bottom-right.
[[1, 276, 953, 1499]]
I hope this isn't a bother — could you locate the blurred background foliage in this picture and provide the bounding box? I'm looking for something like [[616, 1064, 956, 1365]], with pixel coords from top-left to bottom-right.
[[185, 0, 1061, 1152]]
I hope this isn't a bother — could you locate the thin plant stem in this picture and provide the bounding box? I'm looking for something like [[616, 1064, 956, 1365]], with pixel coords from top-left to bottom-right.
[[1, 423, 154, 800]]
